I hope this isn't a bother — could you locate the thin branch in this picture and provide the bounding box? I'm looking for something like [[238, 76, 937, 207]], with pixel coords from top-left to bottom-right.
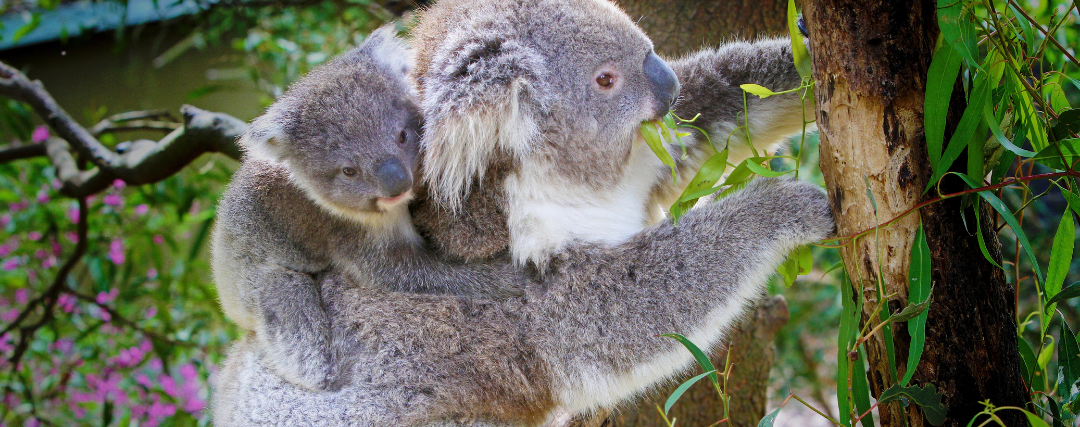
[[4, 197, 88, 370], [0, 143, 46, 163], [90, 120, 181, 137], [0, 61, 244, 194], [1007, 0, 1080, 70]]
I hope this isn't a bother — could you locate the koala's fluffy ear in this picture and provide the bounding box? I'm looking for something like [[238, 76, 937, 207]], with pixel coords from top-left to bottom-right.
[[360, 25, 413, 78], [238, 111, 290, 163], [420, 35, 548, 209]]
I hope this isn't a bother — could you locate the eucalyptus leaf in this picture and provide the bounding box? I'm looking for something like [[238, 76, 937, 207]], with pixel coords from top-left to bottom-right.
[[661, 334, 719, 390], [663, 370, 717, 416], [1032, 138, 1080, 171], [1044, 213, 1075, 306], [878, 383, 947, 426], [925, 39, 964, 165]]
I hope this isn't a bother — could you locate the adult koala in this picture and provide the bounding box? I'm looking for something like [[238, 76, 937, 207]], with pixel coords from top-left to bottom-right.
[[213, 0, 827, 425], [410, 0, 809, 265]]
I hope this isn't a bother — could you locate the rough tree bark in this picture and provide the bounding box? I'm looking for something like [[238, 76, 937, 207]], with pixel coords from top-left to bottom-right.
[[805, 0, 1030, 426]]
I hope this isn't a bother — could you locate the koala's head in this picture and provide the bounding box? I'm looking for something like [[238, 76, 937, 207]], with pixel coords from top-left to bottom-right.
[[241, 27, 423, 224], [411, 0, 679, 207]]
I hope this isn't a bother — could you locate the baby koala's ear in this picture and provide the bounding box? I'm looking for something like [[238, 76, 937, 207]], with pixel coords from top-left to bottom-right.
[[359, 25, 412, 77], [239, 110, 290, 163]]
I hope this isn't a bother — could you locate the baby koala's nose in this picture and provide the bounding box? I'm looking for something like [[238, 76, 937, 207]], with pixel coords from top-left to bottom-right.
[[375, 158, 412, 197]]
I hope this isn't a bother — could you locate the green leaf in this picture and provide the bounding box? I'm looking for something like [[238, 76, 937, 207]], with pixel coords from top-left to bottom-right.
[[641, 122, 677, 183], [1045, 212, 1075, 306], [893, 297, 932, 323], [1011, 72, 1050, 151], [787, 0, 811, 80], [902, 223, 933, 385], [1032, 138, 1080, 171], [1059, 318, 1080, 407], [878, 383, 947, 426], [661, 334, 719, 390], [778, 245, 813, 288], [956, 174, 1044, 284], [925, 38, 964, 166], [1051, 109, 1080, 143], [670, 149, 728, 223], [744, 159, 791, 177], [740, 84, 777, 98], [663, 369, 717, 416], [1049, 282, 1080, 306], [757, 406, 783, 427], [852, 348, 874, 427], [1017, 334, 1037, 387], [983, 105, 1036, 157], [1021, 408, 1054, 427], [1058, 183, 1080, 219], [926, 70, 991, 192], [937, 0, 980, 67], [837, 273, 857, 426]]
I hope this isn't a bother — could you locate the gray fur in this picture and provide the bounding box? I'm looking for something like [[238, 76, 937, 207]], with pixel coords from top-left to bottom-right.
[[211, 28, 524, 392], [214, 177, 834, 426], [214, 0, 830, 423]]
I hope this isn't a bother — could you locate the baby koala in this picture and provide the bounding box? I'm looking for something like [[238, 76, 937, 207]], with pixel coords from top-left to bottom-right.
[[211, 27, 524, 392]]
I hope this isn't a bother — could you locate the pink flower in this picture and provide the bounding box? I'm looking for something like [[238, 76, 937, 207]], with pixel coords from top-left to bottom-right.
[[0, 214, 9, 228], [134, 204, 149, 215], [160, 374, 178, 398], [67, 206, 79, 224], [8, 201, 28, 212], [24, 417, 39, 427], [99, 310, 111, 322], [14, 289, 27, 305], [2, 258, 18, 271], [103, 194, 122, 207], [152, 235, 164, 245], [108, 240, 124, 265], [57, 294, 76, 313], [0, 245, 12, 257], [136, 374, 153, 389], [64, 232, 78, 243], [41, 256, 56, 269], [51, 179, 61, 189], [96, 288, 118, 304], [112, 179, 126, 190], [144, 305, 157, 319], [31, 125, 49, 143], [35, 191, 49, 204], [27, 232, 41, 241], [1, 308, 18, 322]]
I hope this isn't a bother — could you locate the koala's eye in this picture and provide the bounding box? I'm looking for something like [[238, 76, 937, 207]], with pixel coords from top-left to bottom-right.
[[342, 167, 358, 177], [398, 129, 409, 146], [596, 73, 615, 89]]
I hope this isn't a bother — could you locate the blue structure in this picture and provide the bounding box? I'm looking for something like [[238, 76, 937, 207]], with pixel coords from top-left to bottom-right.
[[0, 0, 206, 51]]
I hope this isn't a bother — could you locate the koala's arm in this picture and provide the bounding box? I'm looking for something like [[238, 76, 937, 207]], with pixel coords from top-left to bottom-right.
[[212, 177, 832, 426], [248, 264, 339, 392], [656, 39, 811, 206]]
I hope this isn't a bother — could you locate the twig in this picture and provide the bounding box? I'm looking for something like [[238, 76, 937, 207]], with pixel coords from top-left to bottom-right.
[[0, 143, 46, 163], [4, 198, 88, 370], [90, 120, 181, 137], [1007, 0, 1080, 70]]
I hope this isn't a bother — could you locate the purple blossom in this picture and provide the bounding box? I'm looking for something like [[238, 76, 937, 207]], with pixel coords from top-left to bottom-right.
[[27, 231, 41, 241], [0, 245, 12, 257], [96, 288, 118, 304], [64, 232, 78, 243], [31, 125, 49, 143], [0, 214, 9, 228], [15, 289, 27, 304], [35, 191, 49, 204], [140, 339, 152, 353], [103, 194, 123, 207], [8, 201, 28, 212], [67, 206, 79, 224], [159, 374, 178, 398], [51, 179, 61, 189], [144, 305, 157, 319], [2, 258, 18, 271], [23, 417, 38, 427], [41, 256, 56, 269], [134, 204, 149, 215], [25, 270, 35, 282], [108, 240, 124, 265], [147, 268, 158, 279], [0, 333, 13, 352], [153, 235, 164, 245], [112, 179, 126, 190], [136, 374, 153, 389], [1, 309, 17, 323], [57, 294, 76, 313]]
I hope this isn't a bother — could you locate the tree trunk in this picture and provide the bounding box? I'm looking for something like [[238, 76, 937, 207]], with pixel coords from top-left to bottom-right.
[[805, 0, 1030, 426]]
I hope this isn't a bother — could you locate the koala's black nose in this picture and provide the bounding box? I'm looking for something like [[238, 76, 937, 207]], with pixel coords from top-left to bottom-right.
[[375, 158, 412, 197], [644, 52, 680, 117]]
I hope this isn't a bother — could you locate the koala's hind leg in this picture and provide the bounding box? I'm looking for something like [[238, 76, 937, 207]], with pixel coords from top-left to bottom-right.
[[252, 265, 337, 391]]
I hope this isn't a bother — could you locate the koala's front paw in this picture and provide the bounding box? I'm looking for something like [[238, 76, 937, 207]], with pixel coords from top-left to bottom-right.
[[738, 177, 835, 244]]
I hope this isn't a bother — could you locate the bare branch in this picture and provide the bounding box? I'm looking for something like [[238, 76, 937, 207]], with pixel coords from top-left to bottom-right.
[[0, 143, 46, 163], [90, 120, 181, 137], [0, 62, 245, 195], [4, 198, 88, 370]]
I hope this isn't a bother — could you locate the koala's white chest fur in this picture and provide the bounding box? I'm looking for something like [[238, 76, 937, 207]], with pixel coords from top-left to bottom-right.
[[503, 138, 665, 266]]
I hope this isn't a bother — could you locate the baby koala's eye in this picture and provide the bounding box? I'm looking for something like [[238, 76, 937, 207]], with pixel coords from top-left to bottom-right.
[[342, 167, 358, 177], [398, 129, 409, 146], [596, 73, 615, 88]]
